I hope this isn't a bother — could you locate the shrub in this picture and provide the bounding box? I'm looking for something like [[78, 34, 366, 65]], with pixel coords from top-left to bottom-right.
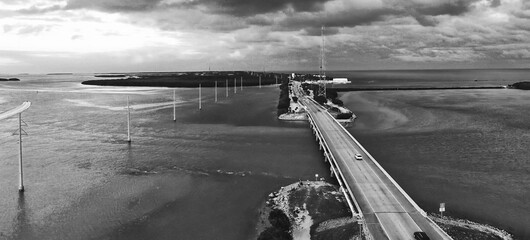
[[331, 98, 343, 106], [314, 95, 327, 105], [269, 209, 291, 231]]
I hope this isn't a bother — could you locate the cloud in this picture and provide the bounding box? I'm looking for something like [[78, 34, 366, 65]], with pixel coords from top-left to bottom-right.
[[17, 4, 63, 14], [413, 0, 477, 16], [0, 56, 21, 66], [66, 0, 164, 12], [179, 0, 332, 16], [303, 26, 339, 36], [501, 49, 530, 59], [2, 0, 530, 73], [390, 47, 486, 62]]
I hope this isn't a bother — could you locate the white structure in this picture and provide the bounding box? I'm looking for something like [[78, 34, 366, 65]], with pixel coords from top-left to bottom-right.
[[332, 78, 350, 84]]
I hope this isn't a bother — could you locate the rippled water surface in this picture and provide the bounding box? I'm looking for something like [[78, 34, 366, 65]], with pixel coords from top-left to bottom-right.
[[1, 70, 530, 239], [0, 75, 328, 240], [343, 89, 530, 239]]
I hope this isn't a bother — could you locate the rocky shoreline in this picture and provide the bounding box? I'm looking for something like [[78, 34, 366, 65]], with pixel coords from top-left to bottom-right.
[[255, 181, 359, 240], [257, 181, 515, 240]]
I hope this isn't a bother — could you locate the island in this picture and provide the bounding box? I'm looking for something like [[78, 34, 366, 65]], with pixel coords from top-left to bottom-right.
[[508, 81, 530, 90], [257, 181, 514, 240], [82, 71, 287, 88], [0, 78, 20, 81]]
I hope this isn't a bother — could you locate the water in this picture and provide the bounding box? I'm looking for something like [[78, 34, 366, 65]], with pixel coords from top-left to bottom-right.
[[1, 70, 530, 239], [342, 89, 530, 239], [328, 69, 530, 88], [0, 75, 329, 240]]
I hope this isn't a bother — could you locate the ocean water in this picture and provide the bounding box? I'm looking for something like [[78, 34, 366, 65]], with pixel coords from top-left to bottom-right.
[[334, 69, 530, 239], [328, 69, 530, 88], [1, 69, 530, 239], [0, 75, 329, 240], [341, 89, 530, 239]]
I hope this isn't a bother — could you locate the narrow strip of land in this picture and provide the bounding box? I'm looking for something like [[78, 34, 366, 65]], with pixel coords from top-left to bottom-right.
[[331, 86, 504, 92]]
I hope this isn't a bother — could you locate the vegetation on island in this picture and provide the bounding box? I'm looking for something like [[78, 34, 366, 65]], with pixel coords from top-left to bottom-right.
[[258, 182, 514, 240], [82, 71, 287, 88], [256, 181, 359, 240], [277, 80, 291, 116], [300, 83, 353, 120], [258, 209, 293, 240], [509, 81, 530, 90], [0, 78, 20, 81]]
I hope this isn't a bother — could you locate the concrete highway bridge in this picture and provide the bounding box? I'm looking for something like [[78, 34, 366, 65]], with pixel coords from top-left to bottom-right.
[[293, 82, 452, 240]]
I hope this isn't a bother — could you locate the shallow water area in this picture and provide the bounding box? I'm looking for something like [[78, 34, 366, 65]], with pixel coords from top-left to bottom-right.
[[0, 75, 328, 239], [343, 89, 530, 239], [1, 70, 530, 239]]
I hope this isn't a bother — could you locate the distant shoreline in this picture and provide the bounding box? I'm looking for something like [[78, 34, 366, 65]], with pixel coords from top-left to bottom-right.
[[331, 86, 506, 92], [81, 71, 287, 88]]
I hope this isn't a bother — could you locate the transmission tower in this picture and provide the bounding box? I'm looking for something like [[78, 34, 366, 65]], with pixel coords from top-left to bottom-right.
[[318, 26, 326, 97]]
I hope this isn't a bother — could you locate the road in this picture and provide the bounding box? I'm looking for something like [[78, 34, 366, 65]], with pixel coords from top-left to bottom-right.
[[294, 83, 451, 240]]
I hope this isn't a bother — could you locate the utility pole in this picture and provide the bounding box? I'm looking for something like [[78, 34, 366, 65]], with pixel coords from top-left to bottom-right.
[[1, 102, 31, 192], [199, 84, 202, 110], [173, 89, 176, 121], [215, 81, 218, 102], [225, 79, 228, 98], [17, 113, 24, 192], [439, 203, 445, 217], [234, 78, 237, 94], [127, 96, 131, 142], [240, 77, 243, 91]]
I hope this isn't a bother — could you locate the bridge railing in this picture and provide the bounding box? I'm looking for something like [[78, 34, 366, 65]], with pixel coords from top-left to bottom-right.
[[307, 109, 375, 240], [321, 101, 454, 240]]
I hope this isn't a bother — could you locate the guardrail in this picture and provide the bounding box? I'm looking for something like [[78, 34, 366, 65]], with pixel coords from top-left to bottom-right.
[[308, 113, 360, 215], [323, 103, 453, 240], [306, 107, 374, 240]]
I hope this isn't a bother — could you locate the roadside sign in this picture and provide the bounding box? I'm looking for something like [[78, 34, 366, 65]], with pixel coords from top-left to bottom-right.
[[439, 203, 445, 217]]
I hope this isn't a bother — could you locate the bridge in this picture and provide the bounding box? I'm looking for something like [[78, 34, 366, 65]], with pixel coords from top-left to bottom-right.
[[292, 82, 452, 240]]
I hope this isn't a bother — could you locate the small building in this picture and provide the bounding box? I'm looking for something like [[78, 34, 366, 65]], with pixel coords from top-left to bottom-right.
[[332, 78, 350, 84]]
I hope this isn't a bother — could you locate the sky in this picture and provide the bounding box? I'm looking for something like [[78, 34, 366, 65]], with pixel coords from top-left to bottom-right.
[[1, 0, 530, 73]]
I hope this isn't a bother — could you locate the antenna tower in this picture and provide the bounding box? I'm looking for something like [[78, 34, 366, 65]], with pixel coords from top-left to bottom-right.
[[318, 26, 326, 97]]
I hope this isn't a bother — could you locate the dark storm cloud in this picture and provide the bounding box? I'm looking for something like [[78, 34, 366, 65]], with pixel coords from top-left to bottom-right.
[[279, 7, 399, 32], [179, 0, 331, 16], [412, 14, 438, 27], [66, 0, 164, 12], [490, 0, 501, 8], [303, 26, 339, 36], [415, 0, 477, 16], [246, 16, 275, 26]]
